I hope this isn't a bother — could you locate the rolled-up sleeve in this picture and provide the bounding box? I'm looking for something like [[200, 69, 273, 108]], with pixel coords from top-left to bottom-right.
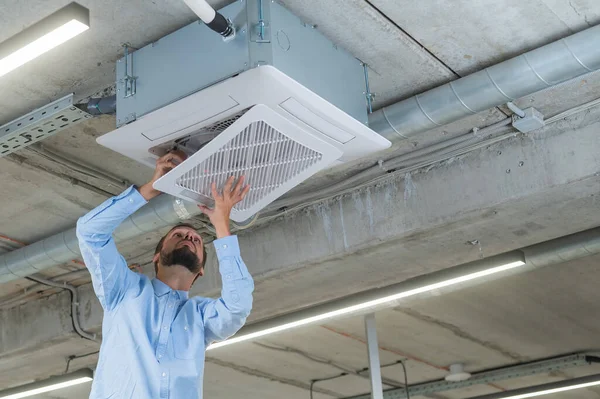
[[199, 235, 254, 345], [76, 186, 147, 311]]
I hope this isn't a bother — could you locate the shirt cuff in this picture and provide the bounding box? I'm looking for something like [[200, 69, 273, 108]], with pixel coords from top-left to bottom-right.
[[213, 235, 241, 260], [128, 186, 149, 207]]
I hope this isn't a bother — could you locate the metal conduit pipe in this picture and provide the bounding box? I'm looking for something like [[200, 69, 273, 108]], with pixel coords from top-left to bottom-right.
[[0, 193, 201, 284], [523, 226, 600, 268], [27, 274, 98, 342], [369, 25, 600, 141]]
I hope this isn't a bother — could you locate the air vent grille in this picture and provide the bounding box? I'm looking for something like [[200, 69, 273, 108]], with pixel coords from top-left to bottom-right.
[[203, 111, 247, 134], [176, 120, 323, 211]]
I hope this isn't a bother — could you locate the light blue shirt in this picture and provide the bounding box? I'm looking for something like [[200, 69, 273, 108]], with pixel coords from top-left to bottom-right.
[[76, 186, 254, 399]]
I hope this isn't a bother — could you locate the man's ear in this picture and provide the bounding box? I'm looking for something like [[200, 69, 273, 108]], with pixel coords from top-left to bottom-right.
[[153, 252, 160, 265]]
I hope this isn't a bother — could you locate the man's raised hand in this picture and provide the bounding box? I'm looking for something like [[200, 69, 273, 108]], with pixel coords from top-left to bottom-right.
[[139, 150, 187, 201], [199, 176, 250, 238]]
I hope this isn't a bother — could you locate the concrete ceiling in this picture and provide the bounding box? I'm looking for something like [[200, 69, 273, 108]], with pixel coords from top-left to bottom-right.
[[1, 0, 600, 398]]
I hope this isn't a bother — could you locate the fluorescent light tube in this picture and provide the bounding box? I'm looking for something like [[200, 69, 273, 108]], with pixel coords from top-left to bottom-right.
[[207, 256, 525, 350], [0, 3, 89, 78], [503, 380, 600, 398], [0, 369, 93, 399], [470, 373, 600, 399]]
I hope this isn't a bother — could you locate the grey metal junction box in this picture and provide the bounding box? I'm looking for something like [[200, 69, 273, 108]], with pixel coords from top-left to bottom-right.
[[116, 0, 368, 128]]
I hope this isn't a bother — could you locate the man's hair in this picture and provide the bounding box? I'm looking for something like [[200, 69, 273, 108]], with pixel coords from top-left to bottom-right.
[[154, 223, 207, 275]]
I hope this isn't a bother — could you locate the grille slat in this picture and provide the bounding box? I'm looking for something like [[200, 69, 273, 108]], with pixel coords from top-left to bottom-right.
[[176, 120, 323, 212]]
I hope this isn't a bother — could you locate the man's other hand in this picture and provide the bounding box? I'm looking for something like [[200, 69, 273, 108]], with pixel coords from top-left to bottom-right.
[[199, 176, 250, 238], [139, 150, 187, 201]]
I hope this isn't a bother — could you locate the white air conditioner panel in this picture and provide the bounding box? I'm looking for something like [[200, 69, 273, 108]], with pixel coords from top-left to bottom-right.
[[279, 98, 355, 144], [152, 105, 343, 222], [97, 66, 390, 168], [97, 66, 390, 220], [142, 95, 239, 141]]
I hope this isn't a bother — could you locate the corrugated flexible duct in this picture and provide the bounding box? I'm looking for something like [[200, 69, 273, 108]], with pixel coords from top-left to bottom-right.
[[0, 194, 201, 283], [1, 26, 600, 284], [369, 25, 600, 141]]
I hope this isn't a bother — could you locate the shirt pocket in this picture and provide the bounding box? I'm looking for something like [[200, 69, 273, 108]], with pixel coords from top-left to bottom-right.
[[172, 310, 204, 360]]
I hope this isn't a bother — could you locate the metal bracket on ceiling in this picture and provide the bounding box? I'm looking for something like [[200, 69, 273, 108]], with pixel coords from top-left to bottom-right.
[[362, 62, 376, 114], [0, 94, 92, 158], [122, 44, 137, 98]]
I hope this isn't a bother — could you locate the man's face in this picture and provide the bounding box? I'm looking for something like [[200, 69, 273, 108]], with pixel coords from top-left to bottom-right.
[[158, 227, 204, 275]]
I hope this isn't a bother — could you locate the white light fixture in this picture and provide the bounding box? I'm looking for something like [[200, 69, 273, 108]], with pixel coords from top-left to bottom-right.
[[470, 374, 600, 399], [0, 369, 93, 399], [207, 255, 525, 350], [0, 3, 89, 78], [445, 363, 472, 382]]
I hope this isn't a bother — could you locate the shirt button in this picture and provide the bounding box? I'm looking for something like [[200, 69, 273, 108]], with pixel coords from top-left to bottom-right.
[[169, 304, 173, 308], [226, 275, 232, 280], [158, 354, 162, 359], [163, 325, 168, 330], [223, 244, 228, 249], [184, 326, 188, 331], [129, 198, 134, 203], [162, 372, 166, 377]]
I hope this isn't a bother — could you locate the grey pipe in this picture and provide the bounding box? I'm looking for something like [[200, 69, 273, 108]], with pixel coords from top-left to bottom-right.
[[523, 227, 600, 268], [86, 94, 117, 115], [27, 274, 98, 342], [369, 25, 600, 140], [0, 193, 201, 284]]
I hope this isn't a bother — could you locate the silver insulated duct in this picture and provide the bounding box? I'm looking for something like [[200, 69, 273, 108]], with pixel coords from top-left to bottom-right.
[[369, 25, 600, 140], [0, 194, 201, 283]]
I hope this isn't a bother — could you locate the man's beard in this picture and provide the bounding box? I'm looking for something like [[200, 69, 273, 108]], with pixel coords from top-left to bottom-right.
[[160, 246, 201, 274]]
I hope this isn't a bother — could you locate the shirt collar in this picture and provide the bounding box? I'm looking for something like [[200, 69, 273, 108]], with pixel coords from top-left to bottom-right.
[[152, 278, 189, 300]]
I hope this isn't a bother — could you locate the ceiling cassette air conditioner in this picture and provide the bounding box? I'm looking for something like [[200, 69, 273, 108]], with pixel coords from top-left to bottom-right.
[[98, 67, 389, 222], [96, 0, 390, 222]]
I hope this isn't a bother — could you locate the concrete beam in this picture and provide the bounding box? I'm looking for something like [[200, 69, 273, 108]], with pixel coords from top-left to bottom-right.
[[1, 106, 600, 386]]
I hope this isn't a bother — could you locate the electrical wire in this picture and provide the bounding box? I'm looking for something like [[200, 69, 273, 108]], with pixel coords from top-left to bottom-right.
[[65, 350, 100, 373], [399, 360, 410, 399], [0, 268, 91, 310], [6, 153, 117, 197], [255, 342, 406, 388], [310, 373, 348, 399], [27, 144, 130, 190], [27, 275, 99, 342]]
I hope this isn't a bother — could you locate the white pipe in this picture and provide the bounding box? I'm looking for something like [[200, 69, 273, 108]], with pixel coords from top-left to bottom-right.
[[183, 0, 216, 24], [364, 314, 384, 399]]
